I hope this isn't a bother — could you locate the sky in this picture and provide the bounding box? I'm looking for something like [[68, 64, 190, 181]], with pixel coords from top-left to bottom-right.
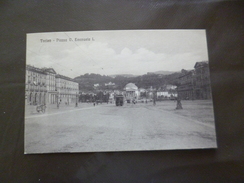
[[26, 30, 209, 78]]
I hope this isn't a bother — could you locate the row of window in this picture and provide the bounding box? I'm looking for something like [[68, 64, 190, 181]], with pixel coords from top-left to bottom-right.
[[60, 87, 78, 90], [57, 83, 78, 89], [26, 71, 78, 92], [59, 94, 77, 98], [26, 84, 77, 91], [26, 85, 47, 89]]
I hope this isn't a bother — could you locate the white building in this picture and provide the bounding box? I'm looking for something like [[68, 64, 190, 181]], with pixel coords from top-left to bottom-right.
[[165, 84, 177, 90], [157, 85, 178, 99], [43, 68, 57, 104], [25, 65, 79, 105], [56, 74, 79, 104], [25, 65, 50, 105], [105, 82, 115, 86], [124, 83, 139, 102]]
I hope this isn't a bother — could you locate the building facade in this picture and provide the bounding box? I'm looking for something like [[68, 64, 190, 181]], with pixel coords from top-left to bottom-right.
[[124, 83, 139, 102], [56, 74, 79, 104], [177, 69, 196, 100], [25, 65, 48, 105], [177, 61, 212, 100], [43, 68, 58, 104], [157, 85, 177, 99], [25, 65, 79, 105], [194, 61, 212, 99]]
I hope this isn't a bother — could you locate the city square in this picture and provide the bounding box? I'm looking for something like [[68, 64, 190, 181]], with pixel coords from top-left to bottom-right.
[[25, 30, 217, 153], [25, 100, 217, 154]]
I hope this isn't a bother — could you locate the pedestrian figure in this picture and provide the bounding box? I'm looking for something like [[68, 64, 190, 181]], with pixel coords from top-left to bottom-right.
[[93, 102, 96, 106], [176, 97, 183, 109]]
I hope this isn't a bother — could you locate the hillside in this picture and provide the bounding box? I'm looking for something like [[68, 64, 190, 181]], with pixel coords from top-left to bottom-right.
[[74, 72, 180, 92], [109, 74, 138, 78], [153, 70, 178, 75]]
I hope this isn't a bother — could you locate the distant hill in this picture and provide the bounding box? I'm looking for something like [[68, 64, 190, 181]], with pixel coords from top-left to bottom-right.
[[110, 71, 177, 77], [153, 71, 178, 75], [109, 74, 138, 78], [74, 71, 181, 92]]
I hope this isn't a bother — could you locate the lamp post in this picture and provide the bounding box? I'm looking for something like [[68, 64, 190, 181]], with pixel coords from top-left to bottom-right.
[[145, 90, 148, 104], [153, 88, 157, 106], [56, 94, 59, 109], [75, 92, 78, 107]]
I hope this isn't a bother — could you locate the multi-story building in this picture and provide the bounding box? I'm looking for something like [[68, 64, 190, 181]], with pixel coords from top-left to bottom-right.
[[42, 68, 58, 104], [157, 89, 170, 98], [56, 74, 79, 104], [25, 65, 79, 105], [157, 85, 177, 99], [194, 61, 212, 99], [177, 61, 212, 100], [177, 69, 196, 100], [25, 65, 48, 105]]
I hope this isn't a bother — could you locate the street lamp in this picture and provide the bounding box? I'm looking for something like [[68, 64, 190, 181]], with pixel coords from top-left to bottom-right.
[[75, 92, 78, 107], [152, 88, 157, 106], [145, 90, 148, 104], [56, 94, 59, 109]]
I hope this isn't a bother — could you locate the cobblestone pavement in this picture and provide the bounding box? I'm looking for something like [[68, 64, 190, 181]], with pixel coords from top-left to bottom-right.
[[24, 100, 217, 154]]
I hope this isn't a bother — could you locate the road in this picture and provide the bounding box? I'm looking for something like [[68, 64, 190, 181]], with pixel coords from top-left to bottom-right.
[[25, 102, 217, 154]]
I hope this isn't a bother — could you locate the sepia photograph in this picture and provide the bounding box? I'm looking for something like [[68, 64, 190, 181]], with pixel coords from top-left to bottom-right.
[[25, 30, 217, 154]]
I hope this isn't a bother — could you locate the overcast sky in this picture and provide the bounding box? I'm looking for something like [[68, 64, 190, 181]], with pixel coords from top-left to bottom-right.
[[26, 30, 209, 78]]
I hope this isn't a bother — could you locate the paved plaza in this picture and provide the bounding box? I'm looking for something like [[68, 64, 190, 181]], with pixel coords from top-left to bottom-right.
[[24, 100, 217, 154]]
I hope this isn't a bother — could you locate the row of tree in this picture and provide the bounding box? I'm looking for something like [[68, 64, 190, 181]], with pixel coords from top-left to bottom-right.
[[79, 92, 110, 103]]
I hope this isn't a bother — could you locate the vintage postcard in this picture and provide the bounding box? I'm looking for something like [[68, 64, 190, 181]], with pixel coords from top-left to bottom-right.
[[25, 30, 217, 154]]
